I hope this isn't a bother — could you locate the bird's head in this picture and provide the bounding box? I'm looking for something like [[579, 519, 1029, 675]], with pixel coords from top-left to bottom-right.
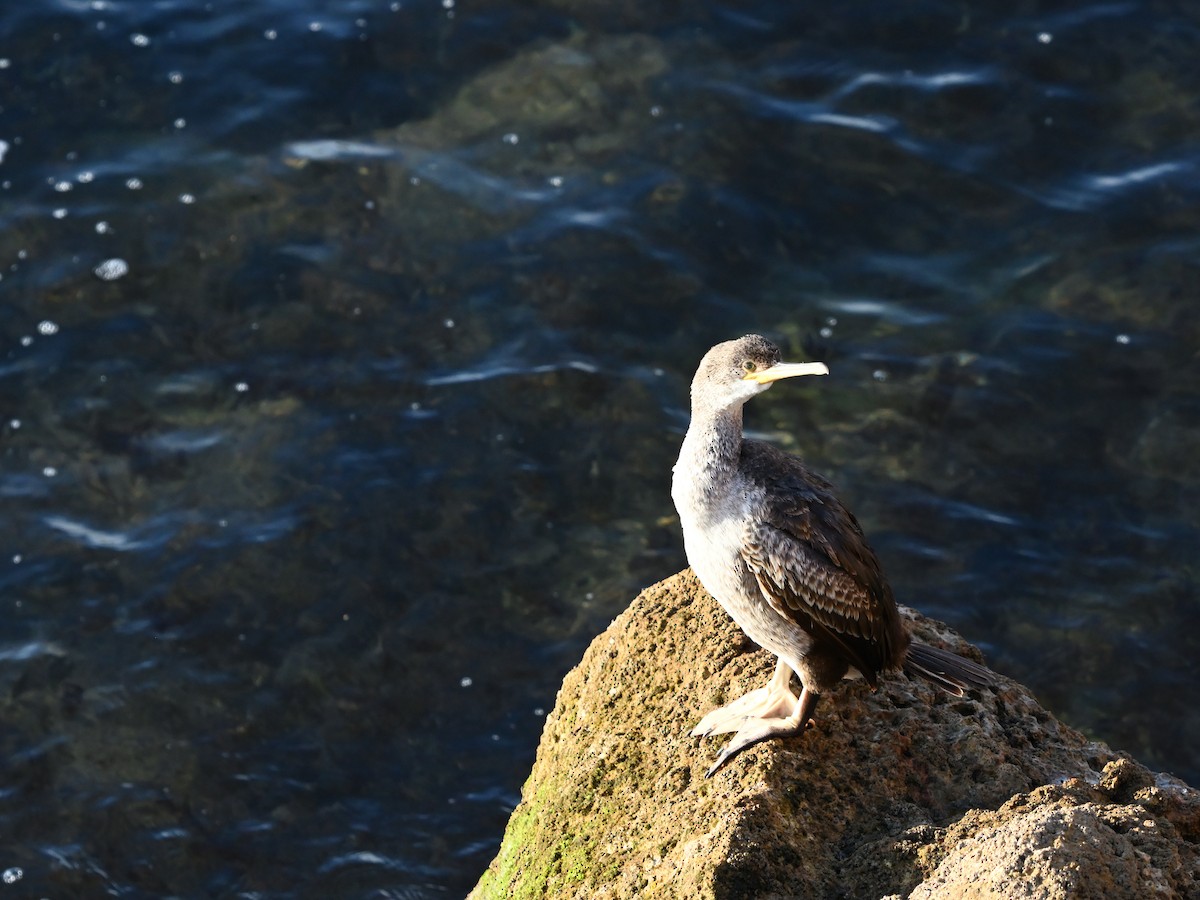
[[691, 334, 828, 413]]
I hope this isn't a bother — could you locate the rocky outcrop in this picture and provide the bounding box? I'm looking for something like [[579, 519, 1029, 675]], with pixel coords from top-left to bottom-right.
[[470, 570, 1200, 899]]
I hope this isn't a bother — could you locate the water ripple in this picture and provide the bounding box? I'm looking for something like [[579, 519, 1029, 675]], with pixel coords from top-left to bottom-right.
[[43, 515, 159, 551], [284, 140, 560, 215], [143, 428, 225, 454], [425, 357, 600, 387], [827, 68, 997, 100], [1085, 159, 1193, 193], [817, 296, 946, 327], [318, 850, 404, 874], [1023, 156, 1198, 211], [0, 640, 66, 662], [701, 68, 991, 174], [285, 139, 397, 162]]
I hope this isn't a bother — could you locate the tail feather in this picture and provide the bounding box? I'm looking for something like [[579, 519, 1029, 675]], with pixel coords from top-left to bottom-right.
[[903, 641, 995, 696]]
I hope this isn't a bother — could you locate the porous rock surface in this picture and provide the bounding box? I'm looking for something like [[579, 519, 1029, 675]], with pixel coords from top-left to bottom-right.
[[470, 570, 1200, 899]]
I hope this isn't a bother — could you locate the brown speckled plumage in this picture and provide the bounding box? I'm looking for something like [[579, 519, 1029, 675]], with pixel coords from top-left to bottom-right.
[[673, 335, 993, 776]]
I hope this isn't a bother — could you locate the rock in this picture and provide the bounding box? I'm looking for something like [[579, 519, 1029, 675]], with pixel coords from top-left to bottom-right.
[[469, 570, 1200, 899], [902, 772, 1199, 899]]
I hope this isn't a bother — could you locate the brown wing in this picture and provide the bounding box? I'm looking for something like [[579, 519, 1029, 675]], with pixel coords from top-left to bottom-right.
[[738, 440, 907, 683]]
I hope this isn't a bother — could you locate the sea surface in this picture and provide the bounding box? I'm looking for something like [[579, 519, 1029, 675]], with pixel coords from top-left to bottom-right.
[[2, 0, 1199, 896]]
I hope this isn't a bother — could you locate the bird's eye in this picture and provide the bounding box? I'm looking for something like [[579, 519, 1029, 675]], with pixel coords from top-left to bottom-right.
[[743, 360, 757, 373]]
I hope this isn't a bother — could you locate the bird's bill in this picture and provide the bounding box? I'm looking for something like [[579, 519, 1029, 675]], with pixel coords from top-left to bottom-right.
[[745, 361, 829, 384]]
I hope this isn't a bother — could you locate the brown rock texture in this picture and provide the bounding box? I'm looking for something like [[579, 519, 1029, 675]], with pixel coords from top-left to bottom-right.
[[469, 570, 1200, 899]]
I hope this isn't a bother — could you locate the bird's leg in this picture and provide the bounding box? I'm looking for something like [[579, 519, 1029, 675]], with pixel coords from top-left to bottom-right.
[[703, 684, 822, 778], [691, 658, 797, 738]]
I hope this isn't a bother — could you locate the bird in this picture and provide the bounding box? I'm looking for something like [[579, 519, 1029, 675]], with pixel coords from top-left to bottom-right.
[[672, 334, 994, 777]]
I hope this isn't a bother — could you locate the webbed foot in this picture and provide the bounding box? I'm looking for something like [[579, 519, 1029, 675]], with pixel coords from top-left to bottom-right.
[[691, 659, 796, 737], [701, 684, 822, 778]]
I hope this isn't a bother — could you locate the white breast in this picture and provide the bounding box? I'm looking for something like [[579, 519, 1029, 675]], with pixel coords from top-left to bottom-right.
[[673, 473, 813, 670]]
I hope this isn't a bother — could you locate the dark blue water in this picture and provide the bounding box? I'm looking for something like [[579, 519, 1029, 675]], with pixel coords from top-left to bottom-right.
[[2, 0, 1199, 895]]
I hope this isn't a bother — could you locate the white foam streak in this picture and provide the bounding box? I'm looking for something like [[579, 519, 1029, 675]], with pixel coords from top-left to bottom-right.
[[425, 358, 599, 387], [286, 139, 396, 161], [1087, 160, 1188, 191], [44, 515, 148, 550]]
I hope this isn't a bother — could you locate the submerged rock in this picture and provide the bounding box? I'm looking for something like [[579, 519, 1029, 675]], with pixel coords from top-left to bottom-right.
[[470, 570, 1199, 899]]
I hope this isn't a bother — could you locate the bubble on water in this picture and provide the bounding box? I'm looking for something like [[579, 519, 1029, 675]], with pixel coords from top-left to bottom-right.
[[443, 318, 455, 328], [1037, 32, 1053, 43], [873, 369, 889, 382], [1115, 333, 1131, 345], [649, 105, 663, 117], [168, 71, 183, 84], [179, 193, 196, 204], [54, 180, 73, 192], [38, 320, 59, 336], [19, 336, 32, 347], [0, 140, 8, 163], [819, 326, 833, 338], [53, 208, 68, 219], [131, 33, 150, 46], [126, 177, 143, 190], [174, 118, 186, 129], [11, 552, 22, 563], [460, 676, 473, 688], [548, 175, 563, 187], [1, 867, 22, 884], [309, 21, 322, 32], [234, 382, 249, 393], [501, 132, 519, 145], [264, 29, 277, 40], [94, 258, 130, 281], [95, 220, 111, 233], [43, 466, 58, 478], [8, 419, 19, 430], [77, 170, 95, 183], [0, 59, 11, 70]]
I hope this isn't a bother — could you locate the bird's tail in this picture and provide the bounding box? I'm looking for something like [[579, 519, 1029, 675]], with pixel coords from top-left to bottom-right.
[[903, 641, 995, 696]]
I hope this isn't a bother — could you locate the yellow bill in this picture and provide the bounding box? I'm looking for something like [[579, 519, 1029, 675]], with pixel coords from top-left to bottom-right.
[[745, 361, 829, 384]]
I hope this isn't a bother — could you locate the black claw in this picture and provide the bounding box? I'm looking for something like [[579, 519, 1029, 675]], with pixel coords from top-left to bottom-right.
[[705, 752, 732, 779], [703, 733, 768, 778]]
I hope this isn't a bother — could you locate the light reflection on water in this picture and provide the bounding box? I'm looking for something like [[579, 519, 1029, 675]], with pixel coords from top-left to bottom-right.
[[1, 0, 1199, 895]]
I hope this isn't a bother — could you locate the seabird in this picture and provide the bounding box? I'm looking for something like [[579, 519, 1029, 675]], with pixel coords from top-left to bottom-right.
[[672, 334, 993, 777]]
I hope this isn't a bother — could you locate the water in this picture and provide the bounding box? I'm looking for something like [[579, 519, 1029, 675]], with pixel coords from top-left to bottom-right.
[[1, 0, 1198, 895]]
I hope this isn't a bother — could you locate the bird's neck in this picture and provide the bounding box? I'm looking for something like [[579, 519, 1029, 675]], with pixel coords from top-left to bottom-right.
[[674, 404, 744, 510]]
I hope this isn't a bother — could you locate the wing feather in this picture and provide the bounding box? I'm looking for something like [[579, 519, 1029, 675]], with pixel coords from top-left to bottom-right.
[[738, 440, 906, 681]]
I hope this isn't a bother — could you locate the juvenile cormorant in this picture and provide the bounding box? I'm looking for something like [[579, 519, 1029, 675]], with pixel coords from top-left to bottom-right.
[[672, 334, 993, 777]]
